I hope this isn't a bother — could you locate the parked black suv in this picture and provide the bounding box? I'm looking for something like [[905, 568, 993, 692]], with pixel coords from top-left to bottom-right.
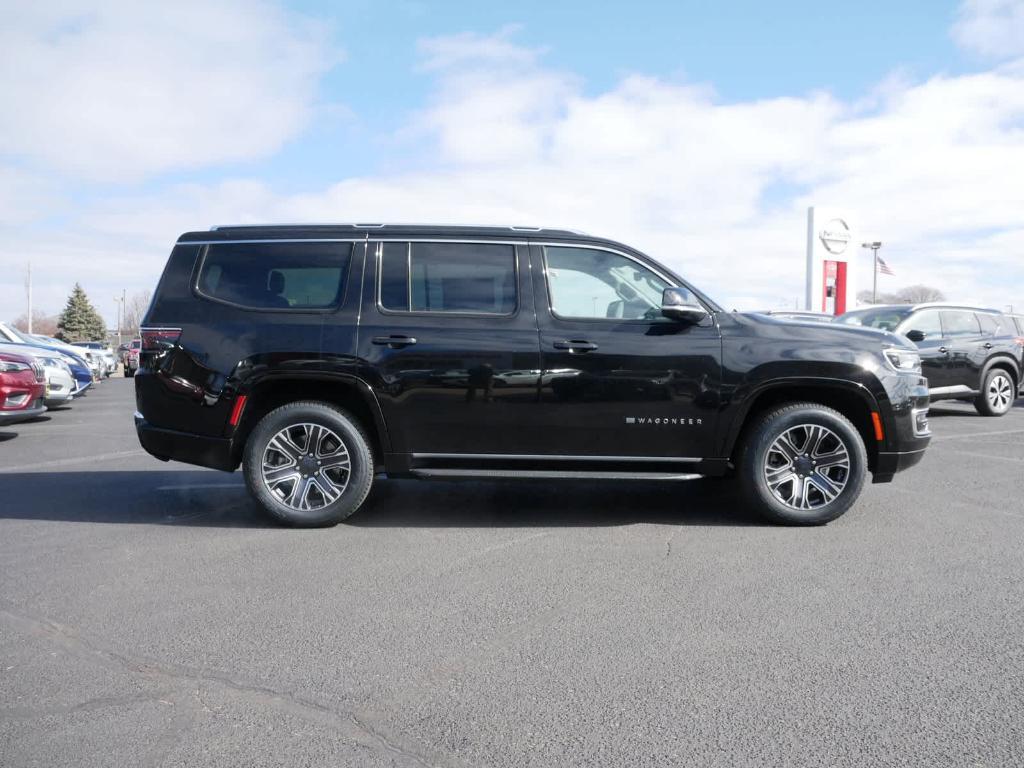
[[135, 225, 931, 526], [837, 304, 1023, 416]]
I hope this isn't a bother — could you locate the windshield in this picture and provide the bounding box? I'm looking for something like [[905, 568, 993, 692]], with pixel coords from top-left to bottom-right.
[[836, 307, 911, 332]]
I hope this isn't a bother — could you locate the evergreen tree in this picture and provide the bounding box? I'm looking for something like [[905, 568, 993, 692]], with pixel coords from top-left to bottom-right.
[[57, 283, 107, 341]]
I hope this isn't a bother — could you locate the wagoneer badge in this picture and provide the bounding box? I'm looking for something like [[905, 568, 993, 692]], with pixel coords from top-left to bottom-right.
[[626, 417, 703, 426]]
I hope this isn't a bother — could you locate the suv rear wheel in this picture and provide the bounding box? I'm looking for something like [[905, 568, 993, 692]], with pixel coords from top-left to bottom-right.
[[739, 402, 868, 525], [243, 401, 374, 527], [974, 368, 1015, 417]]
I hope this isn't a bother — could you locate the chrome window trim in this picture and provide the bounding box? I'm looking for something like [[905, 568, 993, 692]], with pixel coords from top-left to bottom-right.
[[538, 242, 699, 323], [412, 452, 702, 463], [374, 240, 522, 319]]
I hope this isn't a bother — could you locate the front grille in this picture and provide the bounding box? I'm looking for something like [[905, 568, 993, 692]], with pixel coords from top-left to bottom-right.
[[32, 362, 45, 383]]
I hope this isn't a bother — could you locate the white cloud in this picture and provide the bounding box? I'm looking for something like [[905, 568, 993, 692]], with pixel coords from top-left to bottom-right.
[[952, 0, 1024, 59], [4, 24, 1024, 324], [0, 0, 335, 182]]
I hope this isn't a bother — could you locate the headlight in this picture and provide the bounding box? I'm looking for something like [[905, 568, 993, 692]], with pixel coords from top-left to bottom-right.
[[0, 360, 30, 373], [883, 348, 921, 373]]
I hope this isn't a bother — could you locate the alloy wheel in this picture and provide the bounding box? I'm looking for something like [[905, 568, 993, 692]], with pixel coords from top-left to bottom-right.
[[763, 423, 851, 511], [261, 423, 351, 511], [988, 373, 1013, 412]]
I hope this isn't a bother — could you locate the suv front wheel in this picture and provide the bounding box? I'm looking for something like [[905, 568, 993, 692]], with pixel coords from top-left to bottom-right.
[[243, 401, 374, 527], [974, 368, 1015, 417], [739, 402, 868, 525]]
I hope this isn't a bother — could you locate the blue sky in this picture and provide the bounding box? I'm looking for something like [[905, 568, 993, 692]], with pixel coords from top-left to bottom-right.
[[1, 0, 1023, 323], [191, 0, 974, 189]]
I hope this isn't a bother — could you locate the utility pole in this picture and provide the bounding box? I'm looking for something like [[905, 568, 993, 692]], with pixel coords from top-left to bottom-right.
[[114, 296, 123, 347], [25, 261, 33, 333], [861, 241, 882, 303]]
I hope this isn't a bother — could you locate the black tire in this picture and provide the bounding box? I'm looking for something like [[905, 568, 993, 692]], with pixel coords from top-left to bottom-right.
[[738, 402, 868, 525], [125, 368, 135, 378], [243, 401, 374, 527], [974, 368, 1015, 417]]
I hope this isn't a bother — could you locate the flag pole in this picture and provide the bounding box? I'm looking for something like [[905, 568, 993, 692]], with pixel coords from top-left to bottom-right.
[[873, 248, 878, 304]]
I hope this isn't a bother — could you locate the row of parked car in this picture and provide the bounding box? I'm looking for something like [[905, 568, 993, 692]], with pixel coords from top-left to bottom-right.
[[0, 321, 138, 426], [761, 303, 1024, 417]]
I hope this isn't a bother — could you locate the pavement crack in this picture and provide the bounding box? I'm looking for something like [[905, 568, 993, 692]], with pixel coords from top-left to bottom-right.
[[664, 526, 682, 560], [0, 605, 457, 768]]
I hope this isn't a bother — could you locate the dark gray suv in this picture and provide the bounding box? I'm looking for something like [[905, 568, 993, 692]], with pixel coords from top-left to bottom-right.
[[838, 304, 1023, 416]]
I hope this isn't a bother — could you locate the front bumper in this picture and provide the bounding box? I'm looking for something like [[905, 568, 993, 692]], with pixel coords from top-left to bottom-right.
[[135, 412, 237, 471], [0, 403, 47, 425], [873, 375, 931, 483]]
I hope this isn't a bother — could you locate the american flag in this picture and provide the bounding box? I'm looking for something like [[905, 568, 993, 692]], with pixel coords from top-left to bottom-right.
[[876, 255, 895, 276]]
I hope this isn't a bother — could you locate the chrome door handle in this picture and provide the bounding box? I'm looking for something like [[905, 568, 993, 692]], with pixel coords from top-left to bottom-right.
[[983, 342, 993, 349], [553, 340, 599, 352], [372, 335, 417, 348], [938, 346, 948, 354]]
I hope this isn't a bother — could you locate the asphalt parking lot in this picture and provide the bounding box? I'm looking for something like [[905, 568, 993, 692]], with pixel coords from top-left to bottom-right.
[[1, 379, 1023, 767]]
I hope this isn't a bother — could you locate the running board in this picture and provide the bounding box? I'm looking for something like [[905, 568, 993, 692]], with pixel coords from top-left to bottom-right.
[[409, 469, 704, 481]]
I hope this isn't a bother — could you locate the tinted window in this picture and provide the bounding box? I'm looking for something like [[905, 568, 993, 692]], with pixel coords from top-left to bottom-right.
[[379, 242, 516, 315], [198, 242, 351, 309], [837, 307, 911, 331], [903, 310, 942, 339], [941, 310, 981, 337], [545, 246, 670, 320], [976, 313, 1004, 335]]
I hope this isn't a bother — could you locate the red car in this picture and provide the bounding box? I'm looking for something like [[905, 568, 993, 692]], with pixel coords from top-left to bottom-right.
[[0, 350, 47, 425], [123, 338, 141, 378]]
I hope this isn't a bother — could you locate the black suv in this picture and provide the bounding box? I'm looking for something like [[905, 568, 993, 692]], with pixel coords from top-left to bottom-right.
[[135, 225, 931, 527], [837, 304, 1023, 416]]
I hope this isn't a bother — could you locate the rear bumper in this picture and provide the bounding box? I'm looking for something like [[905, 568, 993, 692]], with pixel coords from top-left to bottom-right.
[[135, 412, 237, 471]]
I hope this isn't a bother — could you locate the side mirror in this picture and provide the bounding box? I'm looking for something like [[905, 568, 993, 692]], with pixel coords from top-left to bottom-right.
[[661, 287, 708, 324], [905, 330, 926, 342]]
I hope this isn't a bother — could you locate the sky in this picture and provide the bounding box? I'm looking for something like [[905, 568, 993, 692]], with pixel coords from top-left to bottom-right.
[[2, 0, 1024, 325]]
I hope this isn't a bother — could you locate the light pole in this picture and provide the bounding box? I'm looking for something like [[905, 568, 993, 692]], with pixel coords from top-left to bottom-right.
[[862, 241, 882, 303], [113, 295, 124, 347]]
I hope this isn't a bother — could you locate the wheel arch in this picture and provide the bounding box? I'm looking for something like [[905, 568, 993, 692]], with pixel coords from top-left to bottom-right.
[[229, 373, 391, 468], [724, 379, 883, 472], [981, 355, 1021, 391]]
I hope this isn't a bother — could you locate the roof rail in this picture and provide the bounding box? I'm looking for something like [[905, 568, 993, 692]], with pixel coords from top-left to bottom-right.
[[208, 223, 590, 235]]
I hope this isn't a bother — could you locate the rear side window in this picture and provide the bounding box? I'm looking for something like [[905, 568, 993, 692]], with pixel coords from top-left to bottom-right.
[[940, 310, 981, 337], [1015, 317, 1024, 335], [378, 242, 517, 315], [197, 242, 352, 309], [976, 313, 1001, 335]]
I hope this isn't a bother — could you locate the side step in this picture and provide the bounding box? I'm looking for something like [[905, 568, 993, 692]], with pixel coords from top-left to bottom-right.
[[409, 469, 704, 481]]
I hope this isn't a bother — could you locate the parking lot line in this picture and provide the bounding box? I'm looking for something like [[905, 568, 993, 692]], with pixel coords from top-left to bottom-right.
[[929, 428, 1024, 442], [0, 449, 146, 473]]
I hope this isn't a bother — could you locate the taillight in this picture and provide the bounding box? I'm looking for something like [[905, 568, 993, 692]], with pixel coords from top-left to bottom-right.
[[140, 327, 182, 351]]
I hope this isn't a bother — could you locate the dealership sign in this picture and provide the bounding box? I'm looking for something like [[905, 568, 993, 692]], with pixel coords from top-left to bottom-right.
[[819, 218, 851, 255]]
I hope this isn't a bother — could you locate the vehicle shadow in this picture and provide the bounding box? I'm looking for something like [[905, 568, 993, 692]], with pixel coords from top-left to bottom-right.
[[348, 477, 762, 528], [0, 471, 762, 528]]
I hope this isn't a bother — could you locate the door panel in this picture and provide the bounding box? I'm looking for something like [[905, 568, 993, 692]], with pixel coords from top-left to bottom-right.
[[939, 310, 985, 390], [900, 310, 950, 389], [356, 240, 544, 457], [530, 244, 722, 459]]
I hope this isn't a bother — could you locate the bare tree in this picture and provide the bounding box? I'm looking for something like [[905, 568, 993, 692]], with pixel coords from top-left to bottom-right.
[[856, 289, 901, 305], [12, 310, 59, 336], [857, 285, 946, 305], [895, 285, 946, 303], [121, 290, 152, 338]]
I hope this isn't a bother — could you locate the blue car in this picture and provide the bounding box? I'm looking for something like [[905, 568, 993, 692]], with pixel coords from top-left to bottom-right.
[[0, 323, 92, 396]]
